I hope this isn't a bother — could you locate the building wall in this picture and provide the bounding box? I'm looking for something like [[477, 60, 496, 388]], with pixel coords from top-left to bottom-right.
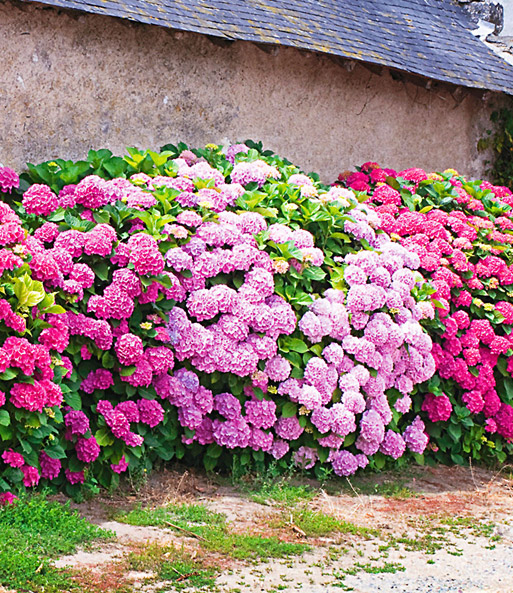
[[0, 1, 502, 182]]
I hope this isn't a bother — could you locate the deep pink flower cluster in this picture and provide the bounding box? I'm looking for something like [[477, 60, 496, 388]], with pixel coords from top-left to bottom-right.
[[22, 184, 59, 217], [0, 166, 20, 193], [0, 200, 68, 493], [337, 163, 513, 454]]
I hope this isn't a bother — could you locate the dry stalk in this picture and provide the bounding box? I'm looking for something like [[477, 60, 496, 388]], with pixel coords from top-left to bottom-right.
[[164, 520, 208, 542]]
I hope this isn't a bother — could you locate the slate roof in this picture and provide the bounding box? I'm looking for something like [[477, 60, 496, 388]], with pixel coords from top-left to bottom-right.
[[22, 0, 513, 94]]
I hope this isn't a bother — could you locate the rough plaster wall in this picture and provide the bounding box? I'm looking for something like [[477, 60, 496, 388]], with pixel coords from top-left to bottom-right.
[[0, 1, 500, 181]]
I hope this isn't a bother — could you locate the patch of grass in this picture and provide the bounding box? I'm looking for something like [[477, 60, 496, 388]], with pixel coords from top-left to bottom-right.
[[240, 474, 316, 508], [384, 533, 444, 555], [231, 460, 317, 507], [285, 509, 379, 539], [333, 560, 405, 589], [215, 532, 307, 560], [438, 515, 499, 540], [382, 514, 501, 558], [118, 502, 225, 538], [117, 502, 309, 561], [248, 479, 316, 507], [0, 494, 112, 592], [128, 542, 217, 591], [343, 561, 406, 575]]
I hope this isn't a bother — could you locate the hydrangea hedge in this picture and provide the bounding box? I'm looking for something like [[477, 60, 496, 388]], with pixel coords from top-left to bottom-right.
[[0, 141, 511, 501], [0, 143, 439, 498], [336, 164, 513, 465]]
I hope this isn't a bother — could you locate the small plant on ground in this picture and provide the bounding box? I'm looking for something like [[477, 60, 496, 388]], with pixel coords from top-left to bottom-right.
[[127, 542, 218, 591], [233, 461, 317, 506], [277, 508, 379, 539]]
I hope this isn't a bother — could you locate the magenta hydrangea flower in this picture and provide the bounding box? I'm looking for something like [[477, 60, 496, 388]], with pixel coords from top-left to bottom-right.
[[379, 430, 406, 459], [115, 333, 144, 366], [270, 439, 290, 459], [2, 449, 24, 468], [403, 416, 429, 453], [39, 451, 62, 480], [129, 244, 165, 276], [213, 418, 251, 448], [303, 357, 328, 387], [311, 407, 332, 433], [421, 393, 452, 422], [137, 399, 164, 428], [76, 436, 101, 463], [331, 404, 357, 437], [495, 403, 513, 441], [0, 166, 19, 192], [9, 382, 47, 413], [65, 469, 85, 484], [22, 465, 40, 488], [214, 392, 242, 420], [245, 399, 277, 429], [64, 410, 90, 435], [331, 450, 359, 477], [22, 184, 59, 216], [0, 492, 18, 505], [111, 455, 129, 474], [81, 369, 114, 394]]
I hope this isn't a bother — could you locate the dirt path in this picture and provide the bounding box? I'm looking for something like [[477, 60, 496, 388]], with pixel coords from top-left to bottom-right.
[[53, 464, 513, 593]]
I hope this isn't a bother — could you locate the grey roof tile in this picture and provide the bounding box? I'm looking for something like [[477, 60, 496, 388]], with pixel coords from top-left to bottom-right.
[[20, 0, 513, 94]]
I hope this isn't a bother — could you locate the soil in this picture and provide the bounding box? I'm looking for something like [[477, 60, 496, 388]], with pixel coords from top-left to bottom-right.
[[50, 464, 513, 593]]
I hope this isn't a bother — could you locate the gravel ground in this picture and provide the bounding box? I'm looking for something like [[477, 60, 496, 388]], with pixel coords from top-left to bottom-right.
[[54, 465, 513, 593], [215, 538, 513, 592]]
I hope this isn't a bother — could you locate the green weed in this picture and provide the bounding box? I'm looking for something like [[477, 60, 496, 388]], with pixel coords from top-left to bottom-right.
[[343, 561, 406, 575], [249, 480, 316, 506], [438, 515, 499, 540], [382, 514, 501, 558], [284, 509, 379, 539], [233, 462, 317, 507]]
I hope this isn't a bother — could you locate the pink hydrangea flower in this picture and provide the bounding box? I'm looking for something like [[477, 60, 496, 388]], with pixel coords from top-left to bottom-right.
[[421, 393, 452, 422], [39, 452, 62, 480], [115, 333, 144, 366], [0, 166, 19, 192], [2, 449, 24, 468], [65, 469, 85, 484], [111, 456, 129, 473], [22, 465, 40, 487], [137, 398, 164, 428], [76, 436, 100, 463], [22, 184, 59, 216]]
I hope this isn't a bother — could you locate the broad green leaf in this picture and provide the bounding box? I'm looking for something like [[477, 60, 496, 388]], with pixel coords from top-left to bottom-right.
[[95, 428, 114, 447], [281, 402, 297, 418], [64, 391, 82, 410]]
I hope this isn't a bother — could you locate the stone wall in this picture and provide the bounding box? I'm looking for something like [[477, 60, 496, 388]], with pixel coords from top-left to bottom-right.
[[0, 0, 502, 181]]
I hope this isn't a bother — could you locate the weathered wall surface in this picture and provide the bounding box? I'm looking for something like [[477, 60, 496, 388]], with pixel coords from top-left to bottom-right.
[[0, 1, 501, 181]]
